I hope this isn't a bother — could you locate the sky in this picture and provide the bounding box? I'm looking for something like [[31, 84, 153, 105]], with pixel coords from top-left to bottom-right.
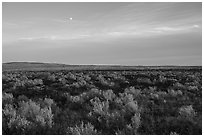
[[2, 2, 202, 65]]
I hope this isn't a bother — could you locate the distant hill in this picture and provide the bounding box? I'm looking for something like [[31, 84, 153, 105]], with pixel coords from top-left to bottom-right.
[[3, 62, 71, 71], [2, 62, 201, 71]]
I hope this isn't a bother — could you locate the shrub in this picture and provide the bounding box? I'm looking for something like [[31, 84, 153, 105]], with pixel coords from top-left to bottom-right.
[[178, 105, 196, 120], [125, 86, 141, 98], [66, 122, 98, 135], [17, 95, 29, 102], [115, 112, 141, 135], [90, 97, 109, 115], [3, 104, 32, 134], [3, 99, 54, 134], [125, 101, 140, 113], [102, 89, 116, 101], [119, 92, 134, 105], [18, 100, 53, 128], [2, 93, 14, 106], [170, 132, 179, 135]]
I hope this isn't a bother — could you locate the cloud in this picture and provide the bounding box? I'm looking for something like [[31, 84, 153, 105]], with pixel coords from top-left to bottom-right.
[[101, 24, 200, 40], [193, 24, 200, 28], [3, 3, 201, 45], [155, 24, 200, 32], [19, 36, 64, 41], [19, 37, 36, 41], [15, 22, 201, 44], [107, 31, 126, 37], [154, 27, 182, 31], [18, 33, 92, 42]]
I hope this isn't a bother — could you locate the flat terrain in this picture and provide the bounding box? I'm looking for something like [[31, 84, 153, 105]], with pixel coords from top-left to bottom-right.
[[2, 62, 202, 135], [2, 62, 201, 71]]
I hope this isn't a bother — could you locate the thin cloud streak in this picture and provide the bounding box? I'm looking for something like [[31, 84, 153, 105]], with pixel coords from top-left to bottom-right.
[[15, 22, 200, 43]]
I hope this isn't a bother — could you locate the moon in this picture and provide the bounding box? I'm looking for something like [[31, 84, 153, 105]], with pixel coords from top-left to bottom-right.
[[69, 17, 73, 21]]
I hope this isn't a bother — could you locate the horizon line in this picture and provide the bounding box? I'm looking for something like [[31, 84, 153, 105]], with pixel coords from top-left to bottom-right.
[[2, 61, 202, 67]]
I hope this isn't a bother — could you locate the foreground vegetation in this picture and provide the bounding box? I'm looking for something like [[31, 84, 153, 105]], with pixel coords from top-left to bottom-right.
[[2, 68, 202, 135]]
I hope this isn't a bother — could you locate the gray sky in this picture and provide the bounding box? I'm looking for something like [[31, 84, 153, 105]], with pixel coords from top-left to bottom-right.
[[2, 2, 202, 65]]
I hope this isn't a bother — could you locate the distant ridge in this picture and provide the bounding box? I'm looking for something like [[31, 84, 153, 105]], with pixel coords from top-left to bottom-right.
[[4, 62, 67, 66], [2, 62, 201, 71], [3, 62, 69, 71]]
